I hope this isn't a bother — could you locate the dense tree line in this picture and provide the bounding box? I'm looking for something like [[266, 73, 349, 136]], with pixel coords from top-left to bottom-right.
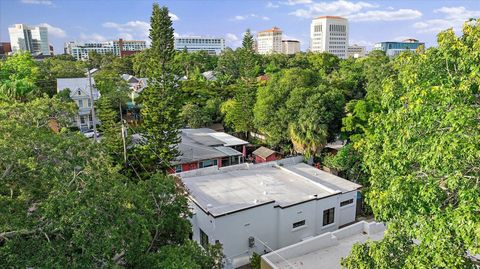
[[0, 4, 223, 268], [1, 3, 478, 266]]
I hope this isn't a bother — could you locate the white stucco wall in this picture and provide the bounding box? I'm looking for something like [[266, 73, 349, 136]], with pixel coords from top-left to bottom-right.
[[190, 191, 359, 268], [338, 191, 358, 226]]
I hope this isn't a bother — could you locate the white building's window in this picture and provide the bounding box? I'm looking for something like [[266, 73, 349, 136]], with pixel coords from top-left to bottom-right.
[[87, 99, 92, 107], [323, 208, 335, 226], [78, 100, 84, 107], [200, 229, 209, 248], [340, 199, 353, 207], [292, 220, 306, 229], [77, 90, 81, 95]]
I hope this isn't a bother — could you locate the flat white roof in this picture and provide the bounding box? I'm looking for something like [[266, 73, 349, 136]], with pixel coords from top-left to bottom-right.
[[263, 221, 386, 269], [180, 158, 361, 217]]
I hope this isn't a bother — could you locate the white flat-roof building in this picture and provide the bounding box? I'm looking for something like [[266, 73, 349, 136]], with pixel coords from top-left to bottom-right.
[[310, 16, 349, 59], [257, 27, 283, 55], [64, 39, 146, 60], [282, 40, 301, 55], [8, 24, 49, 55], [179, 157, 361, 268], [261, 221, 385, 269], [174, 37, 226, 55], [347, 44, 366, 58]]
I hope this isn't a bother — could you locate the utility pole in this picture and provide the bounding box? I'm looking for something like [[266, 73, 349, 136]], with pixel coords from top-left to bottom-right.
[[119, 103, 127, 166], [87, 68, 98, 143]]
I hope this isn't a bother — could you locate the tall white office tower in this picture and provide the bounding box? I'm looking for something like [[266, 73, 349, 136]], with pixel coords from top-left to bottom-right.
[[310, 16, 348, 59]]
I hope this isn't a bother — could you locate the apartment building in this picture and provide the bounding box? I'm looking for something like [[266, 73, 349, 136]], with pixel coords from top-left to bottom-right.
[[347, 44, 366, 58], [256, 27, 283, 54], [174, 37, 225, 55], [282, 40, 301, 55], [310, 16, 349, 59], [65, 39, 146, 60]]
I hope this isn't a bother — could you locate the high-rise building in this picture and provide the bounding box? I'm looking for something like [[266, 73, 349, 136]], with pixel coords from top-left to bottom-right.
[[347, 44, 366, 58], [174, 37, 225, 55], [282, 40, 301, 55], [64, 39, 147, 60], [373, 39, 424, 57], [256, 27, 282, 54], [310, 16, 349, 59], [8, 24, 49, 55]]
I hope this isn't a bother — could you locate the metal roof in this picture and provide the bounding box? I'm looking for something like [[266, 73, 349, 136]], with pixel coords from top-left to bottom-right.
[[214, 146, 242, 157], [175, 129, 246, 164], [252, 146, 277, 159], [56, 78, 100, 99]]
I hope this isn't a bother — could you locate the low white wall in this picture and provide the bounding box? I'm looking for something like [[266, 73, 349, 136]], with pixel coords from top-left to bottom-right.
[[262, 221, 386, 268]]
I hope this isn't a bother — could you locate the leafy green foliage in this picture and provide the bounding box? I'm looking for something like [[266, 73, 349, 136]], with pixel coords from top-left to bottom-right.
[[250, 252, 261, 269], [0, 97, 222, 268], [0, 52, 39, 101], [342, 19, 480, 268]]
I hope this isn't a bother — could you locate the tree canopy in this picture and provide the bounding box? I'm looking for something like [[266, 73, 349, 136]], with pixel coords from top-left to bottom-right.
[[341, 19, 480, 268]]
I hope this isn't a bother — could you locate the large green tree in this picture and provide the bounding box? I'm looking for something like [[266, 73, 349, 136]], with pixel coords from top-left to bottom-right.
[[138, 3, 182, 172], [0, 97, 222, 268], [0, 52, 39, 101], [342, 19, 480, 268]]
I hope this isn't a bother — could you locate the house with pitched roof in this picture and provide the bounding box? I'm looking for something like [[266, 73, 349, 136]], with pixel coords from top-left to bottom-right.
[[57, 77, 100, 131]]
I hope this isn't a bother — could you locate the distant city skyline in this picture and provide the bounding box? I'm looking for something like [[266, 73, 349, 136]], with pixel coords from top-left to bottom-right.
[[1, 0, 479, 54]]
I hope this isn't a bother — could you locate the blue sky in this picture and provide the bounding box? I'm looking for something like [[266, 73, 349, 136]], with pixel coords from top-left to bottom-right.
[[1, 0, 479, 53]]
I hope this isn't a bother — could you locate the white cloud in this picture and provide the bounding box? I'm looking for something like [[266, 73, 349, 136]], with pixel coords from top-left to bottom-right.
[[290, 0, 378, 18], [79, 33, 107, 42], [413, 6, 480, 33], [232, 15, 246, 21], [349, 9, 422, 22], [288, 0, 421, 22], [349, 39, 374, 47], [169, 12, 180, 21], [282, 0, 313, 6], [231, 13, 270, 21], [226, 33, 242, 48], [102, 20, 150, 38], [266, 2, 280, 8], [20, 0, 53, 6], [226, 33, 239, 41], [37, 23, 66, 37], [118, 33, 134, 40]]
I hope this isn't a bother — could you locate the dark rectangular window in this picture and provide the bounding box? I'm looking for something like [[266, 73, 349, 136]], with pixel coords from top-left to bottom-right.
[[323, 208, 335, 226], [199, 159, 217, 168], [200, 229, 208, 248], [340, 199, 354, 207], [175, 165, 182, 173], [293, 220, 306, 229]]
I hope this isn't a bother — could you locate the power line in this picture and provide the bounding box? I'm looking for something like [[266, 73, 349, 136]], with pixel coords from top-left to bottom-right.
[[253, 235, 298, 269]]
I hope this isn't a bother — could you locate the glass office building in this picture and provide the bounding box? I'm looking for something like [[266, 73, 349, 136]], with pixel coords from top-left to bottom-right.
[[373, 39, 424, 57]]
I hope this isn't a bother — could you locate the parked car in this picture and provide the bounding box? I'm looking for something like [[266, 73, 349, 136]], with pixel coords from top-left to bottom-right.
[[82, 129, 100, 138]]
